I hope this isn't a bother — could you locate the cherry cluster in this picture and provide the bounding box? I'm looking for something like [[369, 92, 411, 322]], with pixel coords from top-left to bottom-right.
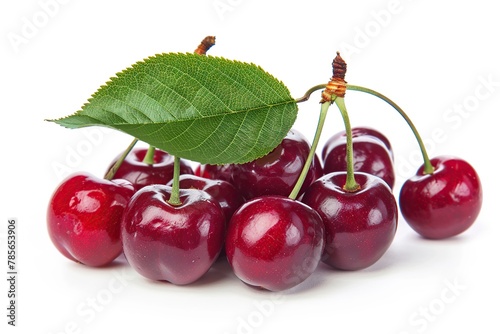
[[46, 42, 482, 291], [47, 122, 482, 291]]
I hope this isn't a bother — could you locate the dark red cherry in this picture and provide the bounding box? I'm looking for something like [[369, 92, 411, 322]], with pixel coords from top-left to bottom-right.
[[230, 129, 323, 200], [47, 172, 134, 267], [302, 172, 398, 270], [225, 195, 324, 291], [399, 156, 482, 239], [105, 147, 193, 191], [121, 186, 225, 285], [322, 127, 395, 189]]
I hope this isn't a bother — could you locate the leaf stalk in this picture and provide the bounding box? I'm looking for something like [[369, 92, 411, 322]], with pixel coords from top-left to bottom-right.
[[295, 84, 327, 103]]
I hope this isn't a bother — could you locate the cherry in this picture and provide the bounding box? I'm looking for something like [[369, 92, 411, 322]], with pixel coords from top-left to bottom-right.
[[399, 156, 482, 239], [322, 126, 395, 189], [121, 186, 225, 285], [230, 129, 323, 200], [168, 174, 244, 224], [302, 172, 398, 270], [194, 163, 234, 183], [225, 196, 324, 291], [105, 147, 193, 191], [47, 172, 134, 267]]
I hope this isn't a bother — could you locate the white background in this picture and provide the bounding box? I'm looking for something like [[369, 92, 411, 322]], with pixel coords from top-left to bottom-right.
[[1, 0, 499, 333]]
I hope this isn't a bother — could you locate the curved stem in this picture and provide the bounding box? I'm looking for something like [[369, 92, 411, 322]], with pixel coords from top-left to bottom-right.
[[289, 99, 333, 200], [168, 156, 182, 206], [334, 98, 360, 192], [295, 84, 327, 103], [104, 138, 138, 180], [347, 84, 434, 174], [142, 145, 156, 165]]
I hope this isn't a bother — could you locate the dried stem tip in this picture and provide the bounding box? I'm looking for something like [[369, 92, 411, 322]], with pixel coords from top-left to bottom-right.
[[194, 36, 216, 55], [320, 52, 348, 102], [332, 51, 347, 80]]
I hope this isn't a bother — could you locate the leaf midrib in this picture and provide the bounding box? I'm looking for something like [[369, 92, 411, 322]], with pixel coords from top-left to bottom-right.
[[83, 98, 295, 127]]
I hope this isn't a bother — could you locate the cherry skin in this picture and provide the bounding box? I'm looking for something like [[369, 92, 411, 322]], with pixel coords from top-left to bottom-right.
[[168, 174, 245, 224], [47, 172, 134, 267], [121, 186, 225, 285], [195, 164, 234, 183], [169, 174, 245, 258], [225, 196, 324, 291], [322, 127, 395, 189], [230, 129, 323, 200], [301, 172, 398, 271], [399, 156, 482, 239], [105, 147, 193, 191]]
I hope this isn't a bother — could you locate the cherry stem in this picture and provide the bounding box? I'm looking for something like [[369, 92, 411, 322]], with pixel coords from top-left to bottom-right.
[[289, 99, 334, 200], [295, 84, 328, 103], [334, 97, 361, 192], [168, 156, 182, 206], [104, 138, 139, 180], [346, 84, 434, 174], [142, 145, 156, 165]]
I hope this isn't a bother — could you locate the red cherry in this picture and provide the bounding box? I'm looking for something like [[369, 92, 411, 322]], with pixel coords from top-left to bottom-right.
[[121, 186, 225, 285], [105, 147, 193, 191], [322, 127, 395, 189], [231, 129, 323, 200], [399, 156, 482, 239], [302, 172, 398, 270], [47, 172, 134, 267], [225, 196, 324, 291]]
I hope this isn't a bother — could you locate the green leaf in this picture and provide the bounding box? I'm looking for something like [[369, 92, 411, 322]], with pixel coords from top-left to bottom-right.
[[49, 53, 298, 164]]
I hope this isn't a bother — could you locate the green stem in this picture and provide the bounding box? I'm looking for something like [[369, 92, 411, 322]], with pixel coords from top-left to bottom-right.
[[142, 145, 156, 165], [334, 97, 360, 192], [295, 84, 328, 103], [289, 99, 333, 200], [347, 84, 434, 175], [104, 138, 139, 180], [168, 156, 182, 206]]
